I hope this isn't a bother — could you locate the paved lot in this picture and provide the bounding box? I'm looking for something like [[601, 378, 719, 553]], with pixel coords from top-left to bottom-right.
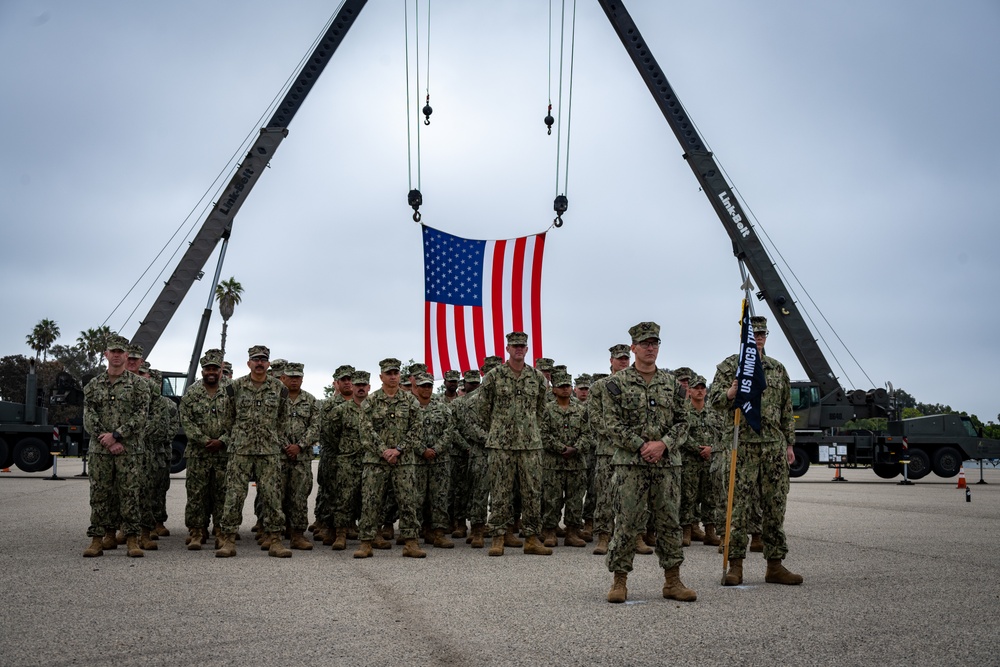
[[1, 459, 998, 667]]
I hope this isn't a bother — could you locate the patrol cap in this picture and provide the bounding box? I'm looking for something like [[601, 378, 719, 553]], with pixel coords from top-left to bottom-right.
[[223, 361, 233, 372], [673, 366, 694, 382], [200, 349, 224, 368], [283, 362, 304, 377], [463, 370, 482, 384], [534, 358, 554, 371], [553, 364, 567, 374], [481, 356, 502, 373], [575, 374, 591, 389], [444, 370, 461, 382], [414, 372, 434, 387], [126, 343, 144, 359], [268, 359, 286, 377], [628, 321, 660, 344], [248, 345, 270, 360], [690, 375, 708, 388], [550, 371, 572, 387], [400, 376, 412, 387], [505, 331, 528, 346], [380, 357, 402, 372], [751, 316, 769, 335], [592, 372, 610, 381], [334, 364, 355, 380], [149, 369, 162, 383], [408, 362, 428, 376], [138, 361, 151, 374], [609, 344, 631, 359], [105, 333, 130, 351], [351, 370, 371, 385]]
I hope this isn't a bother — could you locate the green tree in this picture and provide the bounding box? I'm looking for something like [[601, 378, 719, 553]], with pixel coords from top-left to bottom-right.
[[0, 354, 31, 402], [25, 318, 60, 362], [76, 326, 111, 369], [50, 344, 96, 381], [214, 277, 244, 360]]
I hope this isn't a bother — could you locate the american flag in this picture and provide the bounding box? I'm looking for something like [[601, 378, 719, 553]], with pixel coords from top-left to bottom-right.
[[422, 224, 546, 376]]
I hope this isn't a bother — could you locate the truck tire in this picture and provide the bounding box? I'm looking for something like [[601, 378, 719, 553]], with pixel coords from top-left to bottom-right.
[[0, 437, 11, 469], [905, 448, 931, 480], [872, 462, 901, 479], [12, 437, 53, 473], [788, 446, 810, 478], [931, 446, 963, 478], [169, 439, 187, 474]]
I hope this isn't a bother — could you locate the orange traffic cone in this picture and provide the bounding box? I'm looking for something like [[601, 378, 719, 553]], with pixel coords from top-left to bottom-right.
[[956, 467, 967, 489], [1, 468, 10, 473]]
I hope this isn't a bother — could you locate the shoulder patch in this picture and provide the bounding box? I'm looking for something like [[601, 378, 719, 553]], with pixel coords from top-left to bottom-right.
[[606, 380, 621, 397], [280, 387, 289, 399], [225, 384, 235, 398]]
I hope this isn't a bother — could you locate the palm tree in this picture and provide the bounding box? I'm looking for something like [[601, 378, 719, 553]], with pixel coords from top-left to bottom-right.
[[77, 326, 112, 368], [26, 318, 60, 362], [215, 277, 244, 359]]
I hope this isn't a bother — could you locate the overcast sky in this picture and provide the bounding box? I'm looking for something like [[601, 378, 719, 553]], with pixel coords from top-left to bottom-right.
[[2, 1, 998, 421]]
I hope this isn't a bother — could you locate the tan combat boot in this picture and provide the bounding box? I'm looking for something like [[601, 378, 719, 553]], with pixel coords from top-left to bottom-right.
[[126, 535, 144, 558], [750, 533, 763, 552], [214, 534, 236, 558], [139, 529, 158, 550], [402, 538, 427, 558], [422, 525, 435, 545], [372, 533, 392, 550], [115, 529, 126, 545], [662, 566, 697, 601], [154, 522, 170, 537], [765, 559, 804, 585], [452, 521, 467, 539], [635, 534, 654, 555], [469, 524, 486, 549], [523, 535, 553, 556], [251, 520, 262, 534], [258, 532, 276, 550], [347, 524, 359, 540], [503, 530, 523, 548], [487, 534, 505, 557], [187, 528, 204, 551], [268, 534, 293, 558], [290, 531, 313, 550], [83, 537, 104, 558], [381, 524, 395, 541], [542, 528, 557, 548], [330, 528, 348, 551], [353, 540, 373, 558], [681, 525, 692, 547], [607, 572, 628, 603], [555, 526, 566, 538], [723, 558, 743, 586], [564, 527, 587, 547], [433, 528, 455, 549], [101, 530, 118, 551], [580, 519, 594, 543], [592, 532, 611, 555], [690, 523, 705, 542], [702, 524, 721, 546]]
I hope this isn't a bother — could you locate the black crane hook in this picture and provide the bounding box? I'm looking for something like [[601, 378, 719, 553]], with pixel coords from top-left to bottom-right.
[[423, 95, 433, 125], [553, 194, 568, 227], [408, 189, 423, 223], [544, 104, 554, 136]]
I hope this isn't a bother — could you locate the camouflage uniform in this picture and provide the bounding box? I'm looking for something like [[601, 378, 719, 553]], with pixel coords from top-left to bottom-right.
[[541, 376, 591, 532], [709, 338, 795, 562], [480, 341, 547, 539], [179, 357, 233, 533], [603, 325, 689, 575], [281, 364, 319, 533], [359, 360, 424, 542], [414, 381, 460, 532], [682, 389, 723, 527], [586, 376, 617, 537], [315, 364, 354, 528], [218, 350, 290, 535], [320, 383, 373, 530], [451, 372, 489, 528], [147, 373, 178, 528], [83, 355, 151, 538]]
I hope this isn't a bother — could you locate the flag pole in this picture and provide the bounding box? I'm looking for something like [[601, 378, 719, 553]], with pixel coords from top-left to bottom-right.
[[722, 409, 740, 584]]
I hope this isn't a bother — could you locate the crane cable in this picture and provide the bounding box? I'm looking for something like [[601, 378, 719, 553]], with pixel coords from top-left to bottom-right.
[[550, 0, 577, 228], [405, 0, 431, 223]]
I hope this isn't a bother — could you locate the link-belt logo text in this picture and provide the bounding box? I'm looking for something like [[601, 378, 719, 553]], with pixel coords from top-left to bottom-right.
[[719, 191, 751, 238]]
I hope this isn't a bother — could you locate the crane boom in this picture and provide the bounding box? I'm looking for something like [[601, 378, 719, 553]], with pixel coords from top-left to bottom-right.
[[130, 0, 369, 355]]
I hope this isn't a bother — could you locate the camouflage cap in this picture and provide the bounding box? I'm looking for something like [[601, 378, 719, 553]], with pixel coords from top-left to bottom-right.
[[443, 370, 461, 382], [351, 370, 371, 385], [414, 372, 434, 386], [138, 361, 151, 374], [379, 357, 402, 372], [463, 370, 482, 384], [248, 345, 270, 360], [149, 369, 162, 383], [628, 321, 660, 344], [334, 364, 356, 380], [105, 333, 130, 351], [534, 358, 555, 371], [673, 366, 694, 381], [481, 356, 502, 373], [575, 374, 592, 388], [592, 372, 610, 381], [751, 315, 769, 334], [553, 364, 568, 374], [408, 362, 428, 376], [609, 343, 631, 359], [223, 361, 233, 371], [690, 375, 708, 388], [400, 376, 412, 386], [126, 343, 144, 359], [550, 370, 572, 387], [283, 362, 304, 377], [200, 349, 224, 368], [505, 331, 528, 346]]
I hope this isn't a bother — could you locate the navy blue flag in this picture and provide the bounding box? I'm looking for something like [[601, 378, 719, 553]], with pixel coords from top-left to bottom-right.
[[735, 299, 766, 433]]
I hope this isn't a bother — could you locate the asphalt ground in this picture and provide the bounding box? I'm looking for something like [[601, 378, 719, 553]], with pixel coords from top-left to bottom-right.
[[1, 459, 998, 667]]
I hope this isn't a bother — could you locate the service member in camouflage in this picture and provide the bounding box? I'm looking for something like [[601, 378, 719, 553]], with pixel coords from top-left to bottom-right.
[[452, 369, 489, 547], [354, 358, 426, 559], [604, 322, 695, 603], [313, 364, 355, 542], [541, 371, 591, 548], [441, 369, 469, 537], [684, 375, 724, 546], [179, 349, 232, 550], [709, 315, 803, 586], [123, 345, 161, 551], [145, 368, 178, 538], [279, 362, 319, 550], [479, 332, 552, 556], [412, 373, 461, 548], [215, 345, 293, 559], [82, 334, 151, 558]]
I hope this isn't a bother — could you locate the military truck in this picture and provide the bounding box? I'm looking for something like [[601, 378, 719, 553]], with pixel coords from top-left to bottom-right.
[[1, 360, 59, 472]]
